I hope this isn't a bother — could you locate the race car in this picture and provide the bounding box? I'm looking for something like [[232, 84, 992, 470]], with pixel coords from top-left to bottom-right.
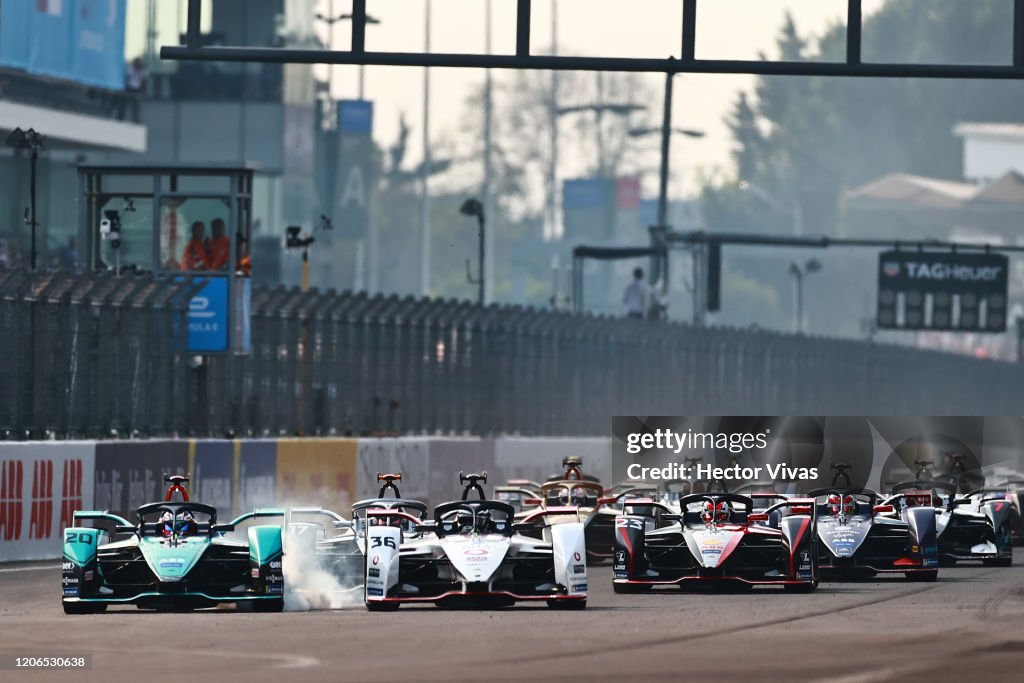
[[613, 492, 819, 592], [995, 479, 1024, 543], [514, 457, 622, 562], [810, 486, 939, 580], [882, 479, 1013, 566], [362, 472, 588, 610], [291, 473, 430, 593], [494, 479, 543, 513], [62, 475, 286, 613]]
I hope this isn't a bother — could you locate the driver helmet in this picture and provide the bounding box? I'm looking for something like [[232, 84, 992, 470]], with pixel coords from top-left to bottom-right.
[[701, 500, 731, 523], [556, 487, 571, 506], [160, 510, 196, 537], [826, 493, 842, 516], [570, 486, 588, 506], [842, 495, 857, 515]]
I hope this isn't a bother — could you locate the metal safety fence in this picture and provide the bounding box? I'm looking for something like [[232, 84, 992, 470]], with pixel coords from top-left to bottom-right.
[[3, 266, 1024, 439]]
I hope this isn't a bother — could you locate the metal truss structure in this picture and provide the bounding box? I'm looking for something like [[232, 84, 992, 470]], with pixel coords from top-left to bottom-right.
[[162, 0, 1024, 79]]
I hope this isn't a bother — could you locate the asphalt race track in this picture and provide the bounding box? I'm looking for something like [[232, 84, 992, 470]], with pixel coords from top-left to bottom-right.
[[2, 555, 1023, 683]]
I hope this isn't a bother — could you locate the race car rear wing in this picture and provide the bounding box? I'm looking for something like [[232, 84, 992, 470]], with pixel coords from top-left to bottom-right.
[[755, 498, 817, 520], [520, 506, 582, 525], [71, 510, 132, 528], [288, 506, 348, 527], [230, 507, 287, 526]]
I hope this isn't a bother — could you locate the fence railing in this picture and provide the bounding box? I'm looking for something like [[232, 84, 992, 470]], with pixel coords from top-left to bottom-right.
[[3, 267, 1024, 439]]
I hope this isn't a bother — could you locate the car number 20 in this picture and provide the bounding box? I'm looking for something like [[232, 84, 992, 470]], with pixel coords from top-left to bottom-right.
[[65, 533, 93, 545]]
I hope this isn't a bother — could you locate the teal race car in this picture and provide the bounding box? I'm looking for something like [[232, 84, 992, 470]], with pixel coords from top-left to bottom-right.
[[62, 477, 287, 614]]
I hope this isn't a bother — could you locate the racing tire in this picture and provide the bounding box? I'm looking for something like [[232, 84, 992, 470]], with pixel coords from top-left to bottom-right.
[[62, 602, 107, 615], [366, 601, 401, 612], [905, 570, 938, 582], [784, 582, 817, 593], [253, 598, 285, 613], [546, 599, 587, 610], [613, 582, 652, 594]]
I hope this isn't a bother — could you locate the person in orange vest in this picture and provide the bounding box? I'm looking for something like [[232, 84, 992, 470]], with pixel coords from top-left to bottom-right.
[[181, 221, 209, 271], [234, 230, 251, 276], [207, 218, 231, 270]]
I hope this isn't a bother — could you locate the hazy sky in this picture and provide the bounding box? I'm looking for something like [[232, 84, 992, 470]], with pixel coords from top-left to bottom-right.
[[313, 0, 885, 197], [138, 0, 885, 198]]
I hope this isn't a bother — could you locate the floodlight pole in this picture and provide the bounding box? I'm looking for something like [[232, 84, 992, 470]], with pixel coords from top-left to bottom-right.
[[419, 0, 432, 297]]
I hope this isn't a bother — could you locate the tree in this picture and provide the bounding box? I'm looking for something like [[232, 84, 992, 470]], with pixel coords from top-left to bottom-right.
[[701, 1, 1024, 336]]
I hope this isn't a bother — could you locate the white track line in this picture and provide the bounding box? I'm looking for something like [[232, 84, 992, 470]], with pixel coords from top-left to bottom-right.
[[0, 564, 58, 573]]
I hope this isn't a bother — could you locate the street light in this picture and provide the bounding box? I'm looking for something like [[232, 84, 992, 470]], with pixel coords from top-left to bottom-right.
[[789, 258, 822, 333], [627, 126, 704, 139], [315, 5, 381, 100], [6, 127, 44, 270], [460, 198, 485, 305]]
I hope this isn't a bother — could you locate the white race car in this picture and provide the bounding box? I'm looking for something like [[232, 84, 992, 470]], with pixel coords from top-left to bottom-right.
[[363, 472, 588, 610]]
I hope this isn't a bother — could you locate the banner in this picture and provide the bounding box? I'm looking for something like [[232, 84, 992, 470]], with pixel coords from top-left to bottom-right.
[[356, 438, 430, 503], [190, 441, 234, 512], [0, 442, 95, 561], [93, 441, 188, 518], [0, 0, 126, 90], [237, 440, 277, 516], [335, 100, 375, 240], [275, 439, 357, 509]]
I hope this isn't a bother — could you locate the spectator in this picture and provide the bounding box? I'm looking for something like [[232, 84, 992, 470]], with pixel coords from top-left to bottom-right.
[[206, 218, 230, 270], [623, 267, 648, 319], [181, 221, 209, 271]]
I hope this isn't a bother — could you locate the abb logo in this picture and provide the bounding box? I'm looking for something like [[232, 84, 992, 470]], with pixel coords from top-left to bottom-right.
[[60, 460, 84, 531], [0, 459, 85, 543], [1, 460, 23, 542], [29, 460, 53, 540]]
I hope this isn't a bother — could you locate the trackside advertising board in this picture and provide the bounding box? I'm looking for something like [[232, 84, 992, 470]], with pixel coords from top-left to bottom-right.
[[0, 443, 95, 561]]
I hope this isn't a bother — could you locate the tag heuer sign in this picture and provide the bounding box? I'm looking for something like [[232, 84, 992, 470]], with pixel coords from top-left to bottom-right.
[[877, 250, 1008, 332]]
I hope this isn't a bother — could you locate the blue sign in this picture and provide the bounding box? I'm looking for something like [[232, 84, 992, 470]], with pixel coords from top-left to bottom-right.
[[0, 0, 126, 90], [339, 100, 374, 134], [563, 178, 610, 210], [188, 277, 229, 353], [638, 199, 659, 230]]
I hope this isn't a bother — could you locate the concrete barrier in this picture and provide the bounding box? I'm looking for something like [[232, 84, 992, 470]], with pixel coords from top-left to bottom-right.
[[0, 436, 613, 562]]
